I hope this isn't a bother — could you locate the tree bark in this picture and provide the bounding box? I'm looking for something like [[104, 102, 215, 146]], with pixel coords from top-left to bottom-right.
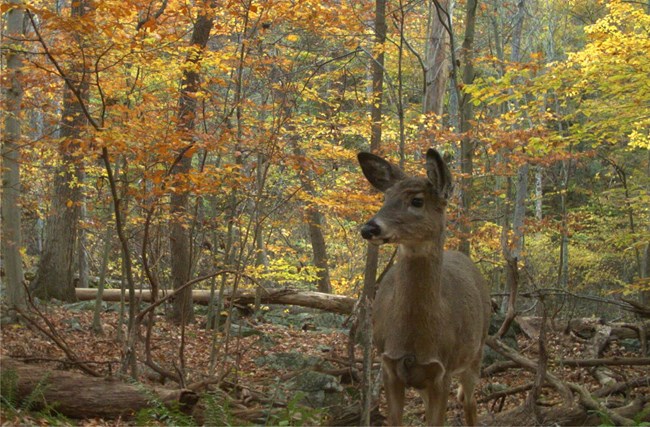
[[1, 0, 26, 320], [31, 0, 89, 302], [1, 357, 198, 420]]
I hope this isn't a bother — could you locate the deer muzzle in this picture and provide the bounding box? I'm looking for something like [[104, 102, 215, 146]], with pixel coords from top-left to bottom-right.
[[360, 220, 381, 239]]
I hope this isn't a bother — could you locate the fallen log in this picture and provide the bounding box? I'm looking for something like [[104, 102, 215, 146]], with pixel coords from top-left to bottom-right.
[[594, 376, 650, 397], [75, 288, 356, 315], [518, 316, 650, 341], [482, 397, 649, 427], [1, 357, 198, 419], [558, 356, 650, 368]]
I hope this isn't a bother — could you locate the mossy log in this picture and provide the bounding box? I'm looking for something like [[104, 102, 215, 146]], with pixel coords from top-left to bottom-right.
[[0, 357, 198, 419]]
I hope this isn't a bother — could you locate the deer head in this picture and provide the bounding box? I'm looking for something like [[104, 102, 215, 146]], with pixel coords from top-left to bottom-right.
[[358, 148, 452, 246]]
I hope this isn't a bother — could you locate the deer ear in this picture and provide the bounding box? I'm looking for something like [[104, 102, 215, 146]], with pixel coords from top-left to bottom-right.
[[425, 148, 453, 199], [358, 152, 406, 192]]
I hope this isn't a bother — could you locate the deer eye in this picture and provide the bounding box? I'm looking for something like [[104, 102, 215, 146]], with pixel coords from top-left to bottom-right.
[[411, 197, 424, 208]]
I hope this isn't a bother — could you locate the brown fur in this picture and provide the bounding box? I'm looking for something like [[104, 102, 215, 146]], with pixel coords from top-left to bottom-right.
[[358, 149, 491, 426]]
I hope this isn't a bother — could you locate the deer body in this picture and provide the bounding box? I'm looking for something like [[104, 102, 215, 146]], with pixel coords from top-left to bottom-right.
[[358, 149, 490, 426]]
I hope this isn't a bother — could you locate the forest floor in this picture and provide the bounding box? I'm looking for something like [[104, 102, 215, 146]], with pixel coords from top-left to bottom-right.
[[1, 301, 649, 426]]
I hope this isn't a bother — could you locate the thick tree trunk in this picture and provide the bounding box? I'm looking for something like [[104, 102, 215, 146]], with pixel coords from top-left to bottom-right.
[[75, 288, 356, 315], [170, 2, 215, 325], [170, 155, 194, 324], [0, 357, 198, 419], [31, 0, 89, 302], [1, 0, 26, 320]]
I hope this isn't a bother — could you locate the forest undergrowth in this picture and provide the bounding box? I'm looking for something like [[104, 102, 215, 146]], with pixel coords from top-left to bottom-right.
[[1, 302, 648, 426]]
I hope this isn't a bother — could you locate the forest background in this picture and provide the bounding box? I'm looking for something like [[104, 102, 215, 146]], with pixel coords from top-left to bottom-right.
[[0, 0, 649, 423]]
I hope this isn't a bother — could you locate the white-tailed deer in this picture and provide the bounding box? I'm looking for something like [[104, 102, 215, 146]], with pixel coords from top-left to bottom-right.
[[358, 148, 491, 426]]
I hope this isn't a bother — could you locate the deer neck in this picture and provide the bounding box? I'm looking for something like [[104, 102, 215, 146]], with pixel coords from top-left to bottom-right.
[[395, 240, 444, 300], [383, 239, 446, 360]]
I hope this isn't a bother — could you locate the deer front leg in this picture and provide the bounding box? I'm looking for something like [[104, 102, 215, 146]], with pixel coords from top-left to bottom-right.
[[382, 360, 406, 426]]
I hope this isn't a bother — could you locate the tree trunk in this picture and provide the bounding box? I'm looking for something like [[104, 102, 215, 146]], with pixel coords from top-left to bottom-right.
[[457, 0, 478, 256], [361, 0, 387, 424], [1, 0, 26, 321], [0, 357, 198, 420], [92, 224, 113, 334], [253, 152, 270, 311], [369, 0, 386, 154], [170, 156, 194, 325], [558, 160, 570, 289], [512, 164, 528, 238], [31, 0, 89, 302], [423, 0, 450, 117], [292, 146, 332, 294], [499, 1, 527, 326], [77, 179, 89, 289], [535, 166, 543, 220], [170, 2, 215, 325], [640, 150, 650, 307], [307, 208, 332, 293]]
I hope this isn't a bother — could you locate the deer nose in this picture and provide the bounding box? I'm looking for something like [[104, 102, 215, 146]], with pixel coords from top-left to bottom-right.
[[361, 220, 381, 239]]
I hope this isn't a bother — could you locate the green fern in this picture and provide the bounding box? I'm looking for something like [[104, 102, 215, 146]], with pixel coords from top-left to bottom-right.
[[202, 391, 236, 427], [633, 405, 650, 426], [135, 403, 195, 426], [132, 383, 195, 427], [0, 368, 70, 424], [267, 392, 324, 427], [0, 368, 18, 409]]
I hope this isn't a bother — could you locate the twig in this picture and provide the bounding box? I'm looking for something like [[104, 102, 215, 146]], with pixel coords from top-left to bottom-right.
[[477, 383, 534, 404]]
